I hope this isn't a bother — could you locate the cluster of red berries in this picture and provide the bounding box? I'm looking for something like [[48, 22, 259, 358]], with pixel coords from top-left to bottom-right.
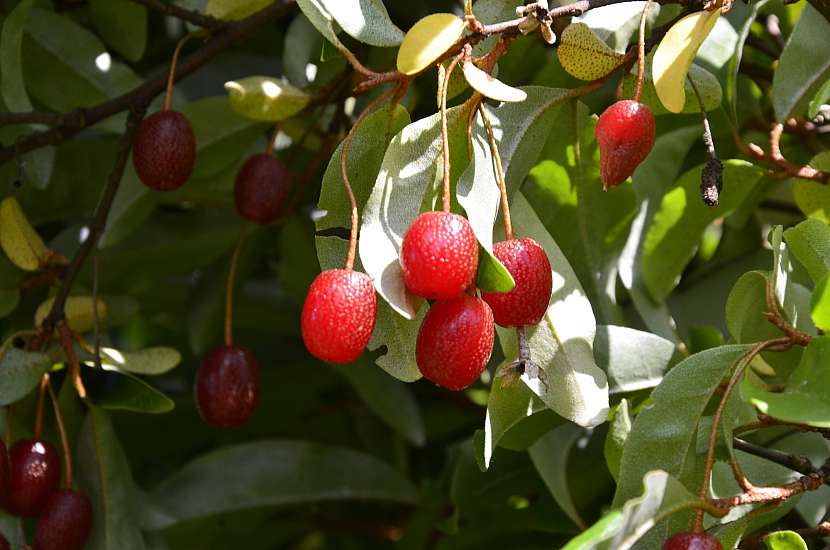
[[595, 99, 656, 189], [0, 439, 91, 550], [663, 532, 723, 550]]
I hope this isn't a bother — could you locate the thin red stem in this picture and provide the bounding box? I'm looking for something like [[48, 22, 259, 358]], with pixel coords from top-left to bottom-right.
[[34, 374, 48, 439], [477, 103, 513, 241], [45, 380, 72, 488], [440, 53, 464, 213], [634, 0, 653, 102], [164, 33, 199, 111], [224, 225, 247, 347]]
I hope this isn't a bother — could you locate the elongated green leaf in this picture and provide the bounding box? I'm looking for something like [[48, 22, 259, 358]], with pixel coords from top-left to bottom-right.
[[316, 0, 403, 47], [0, 348, 51, 406], [205, 0, 270, 20], [594, 325, 675, 394], [784, 218, 830, 284], [530, 424, 588, 530], [604, 399, 632, 482], [85, 367, 175, 414], [225, 77, 310, 122], [89, 0, 147, 62], [622, 59, 722, 116], [725, 0, 769, 123], [77, 406, 146, 550], [772, 4, 830, 121], [1, 0, 35, 112], [148, 440, 418, 527], [100, 347, 181, 376], [812, 273, 830, 330]]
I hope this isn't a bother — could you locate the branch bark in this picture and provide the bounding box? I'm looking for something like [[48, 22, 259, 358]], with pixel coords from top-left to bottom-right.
[[128, 0, 226, 29]]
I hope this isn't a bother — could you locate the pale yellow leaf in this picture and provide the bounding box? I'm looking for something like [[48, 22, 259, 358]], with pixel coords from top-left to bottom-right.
[[0, 197, 48, 271], [225, 76, 310, 122], [462, 62, 527, 102], [35, 296, 107, 333], [557, 22, 624, 81], [652, 9, 721, 113], [396, 13, 466, 76]]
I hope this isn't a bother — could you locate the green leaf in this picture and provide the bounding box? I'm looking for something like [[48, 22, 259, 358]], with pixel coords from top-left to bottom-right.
[[809, 78, 830, 118], [315, 0, 404, 47], [622, 59, 722, 115], [89, 0, 148, 62], [742, 336, 830, 428], [772, 4, 830, 120], [295, 0, 344, 50], [724, 0, 769, 124], [85, 367, 175, 414], [594, 325, 676, 394], [396, 13, 465, 75], [225, 76, 310, 122], [0, 348, 51, 406], [764, 531, 808, 550], [793, 152, 830, 223], [1, 0, 35, 112], [147, 440, 419, 528], [77, 406, 146, 549], [784, 218, 830, 283], [205, 0, 271, 20], [641, 160, 764, 302], [604, 399, 632, 482], [475, 248, 514, 292], [811, 273, 830, 331], [0, 288, 19, 319], [557, 22, 624, 81], [100, 347, 182, 376]]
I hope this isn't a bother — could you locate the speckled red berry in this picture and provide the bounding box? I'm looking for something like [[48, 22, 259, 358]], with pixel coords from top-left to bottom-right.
[[302, 269, 377, 364], [132, 110, 196, 191], [416, 295, 494, 390], [481, 238, 552, 327], [595, 100, 655, 188], [195, 346, 260, 428], [7, 438, 60, 517], [32, 489, 92, 550], [400, 212, 479, 299], [662, 532, 723, 550], [234, 154, 290, 224]]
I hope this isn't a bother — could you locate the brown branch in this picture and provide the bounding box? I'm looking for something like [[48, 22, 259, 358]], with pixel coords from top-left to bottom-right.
[[733, 438, 823, 481], [128, 0, 226, 29], [0, 111, 66, 128], [711, 472, 824, 509], [734, 123, 830, 184]]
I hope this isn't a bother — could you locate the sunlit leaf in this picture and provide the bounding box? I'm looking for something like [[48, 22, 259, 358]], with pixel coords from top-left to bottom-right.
[[205, 0, 271, 20], [35, 296, 107, 333], [0, 196, 52, 271], [396, 14, 466, 76], [225, 76, 310, 122], [557, 22, 625, 81], [462, 62, 527, 102]]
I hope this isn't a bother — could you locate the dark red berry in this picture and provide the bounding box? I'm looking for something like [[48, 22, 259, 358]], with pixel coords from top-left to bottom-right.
[[33, 489, 92, 550], [132, 110, 196, 191], [0, 440, 10, 510], [302, 269, 377, 364], [234, 154, 290, 224], [400, 212, 479, 299], [0, 533, 8, 550], [7, 438, 60, 517], [595, 100, 655, 188], [662, 532, 723, 550], [481, 238, 552, 327], [195, 346, 260, 428], [416, 295, 494, 390]]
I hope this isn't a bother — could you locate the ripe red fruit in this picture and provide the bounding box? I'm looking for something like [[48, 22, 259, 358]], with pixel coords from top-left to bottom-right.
[[416, 295, 494, 390], [7, 438, 60, 517], [195, 346, 260, 428], [302, 269, 377, 364], [662, 532, 723, 550], [400, 212, 479, 299], [595, 99, 655, 188], [481, 238, 552, 327], [132, 110, 196, 191], [234, 154, 290, 224], [32, 489, 92, 550]]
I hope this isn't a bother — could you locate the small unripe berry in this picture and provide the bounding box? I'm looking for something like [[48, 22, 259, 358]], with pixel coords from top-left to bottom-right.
[[234, 154, 290, 224], [416, 295, 494, 390], [662, 532, 723, 550], [481, 238, 552, 327], [132, 110, 196, 191], [32, 489, 92, 550], [400, 212, 479, 299], [302, 269, 377, 364], [595, 100, 655, 188], [7, 438, 60, 517], [195, 346, 260, 428]]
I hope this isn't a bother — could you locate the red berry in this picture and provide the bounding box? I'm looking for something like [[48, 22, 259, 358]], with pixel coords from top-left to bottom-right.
[[32, 489, 92, 550], [595, 100, 655, 188], [662, 532, 723, 550], [195, 346, 260, 428], [132, 110, 196, 191], [0, 533, 8, 550], [302, 269, 377, 364], [400, 212, 479, 299], [234, 154, 290, 224], [7, 438, 60, 517], [481, 238, 552, 327], [0, 440, 10, 510], [416, 295, 494, 390]]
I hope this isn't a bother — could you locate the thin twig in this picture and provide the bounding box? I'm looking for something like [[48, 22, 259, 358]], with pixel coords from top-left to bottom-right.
[[128, 0, 226, 29], [634, 0, 653, 102], [733, 438, 821, 480], [0, 111, 65, 128], [440, 52, 464, 213]]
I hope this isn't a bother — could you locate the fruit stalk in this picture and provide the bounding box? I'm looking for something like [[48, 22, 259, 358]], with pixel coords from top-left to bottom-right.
[[164, 33, 199, 111], [46, 381, 72, 489], [477, 103, 513, 241], [266, 123, 281, 157], [634, 0, 653, 103], [440, 52, 464, 213], [224, 225, 246, 348], [34, 374, 48, 439]]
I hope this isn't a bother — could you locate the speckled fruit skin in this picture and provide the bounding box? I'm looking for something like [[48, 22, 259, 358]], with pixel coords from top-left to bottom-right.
[[0, 440, 9, 510], [132, 110, 196, 191], [195, 346, 260, 428], [400, 212, 479, 299], [234, 154, 290, 224], [595, 100, 655, 188], [662, 532, 723, 550], [7, 439, 60, 517], [33, 490, 92, 550], [481, 238, 552, 327], [302, 269, 377, 364], [416, 295, 494, 390]]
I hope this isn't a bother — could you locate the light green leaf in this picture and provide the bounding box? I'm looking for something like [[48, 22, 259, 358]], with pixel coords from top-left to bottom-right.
[[811, 273, 830, 331], [205, 0, 271, 20], [772, 4, 830, 121], [225, 76, 310, 122], [85, 367, 175, 414], [100, 347, 182, 376], [147, 440, 419, 528], [594, 325, 675, 394], [476, 248, 514, 292], [462, 62, 527, 102], [0, 348, 51, 406], [315, 0, 404, 47], [396, 13, 466, 75], [784, 218, 830, 283], [604, 399, 632, 482], [764, 530, 808, 550], [1, 0, 35, 112], [295, 0, 344, 49], [530, 423, 589, 529], [557, 22, 625, 81], [89, 0, 148, 62], [622, 59, 722, 115]]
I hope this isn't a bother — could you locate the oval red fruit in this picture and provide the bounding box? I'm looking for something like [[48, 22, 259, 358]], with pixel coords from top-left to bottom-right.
[[400, 212, 479, 299], [302, 269, 377, 364], [32, 489, 92, 550], [416, 295, 494, 390], [595, 100, 655, 188], [662, 532, 723, 550], [195, 346, 260, 428], [132, 110, 196, 191], [7, 438, 60, 517], [234, 154, 291, 224], [481, 238, 552, 327]]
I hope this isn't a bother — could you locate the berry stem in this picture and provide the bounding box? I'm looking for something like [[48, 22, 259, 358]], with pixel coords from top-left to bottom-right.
[[164, 32, 199, 111], [34, 373, 48, 439], [440, 52, 464, 213], [45, 379, 72, 489], [477, 103, 514, 241], [687, 76, 717, 161], [224, 224, 247, 348], [266, 123, 281, 157], [58, 321, 87, 400], [633, 0, 653, 103], [340, 87, 396, 271]]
